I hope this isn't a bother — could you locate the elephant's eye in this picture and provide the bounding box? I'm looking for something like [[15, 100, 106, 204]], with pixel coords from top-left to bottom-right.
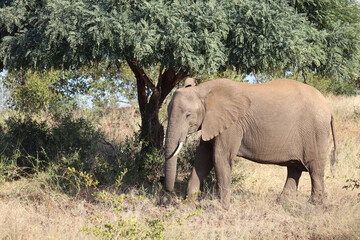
[[186, 113, 191, 118]]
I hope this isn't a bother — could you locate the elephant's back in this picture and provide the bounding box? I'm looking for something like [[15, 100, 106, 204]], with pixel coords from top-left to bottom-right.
[[257, 79, 330, 110], [277, 79, 331, 113], [245, 78, 332, 127], [268, 79, 333, 131]]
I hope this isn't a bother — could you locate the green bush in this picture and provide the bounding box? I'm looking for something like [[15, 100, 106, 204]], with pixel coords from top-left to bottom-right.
[[0, 113, 114, 186], [328, 79, 358, 95], [51, 114, 103, 167], [2, 70, 61, 113], [288, 71, 358, 95], [116, 132, 165, 184], [0, 116, 51, 172]]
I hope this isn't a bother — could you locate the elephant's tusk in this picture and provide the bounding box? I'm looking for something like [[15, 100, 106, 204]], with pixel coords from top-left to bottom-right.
[[173, 142, 184, 157], [166, 142, 184, 160]]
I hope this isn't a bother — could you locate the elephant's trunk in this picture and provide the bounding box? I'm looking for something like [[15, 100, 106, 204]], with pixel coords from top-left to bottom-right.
[[164, 130, 184, 192]]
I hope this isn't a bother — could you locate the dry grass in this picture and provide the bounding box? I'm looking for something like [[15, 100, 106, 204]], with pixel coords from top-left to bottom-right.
[[0, 177, 95, 240], [0, 95, 359, 239], [97, 107, 140, 143]]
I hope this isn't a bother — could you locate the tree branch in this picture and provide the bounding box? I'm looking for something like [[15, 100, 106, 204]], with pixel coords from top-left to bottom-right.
[[160, 67, 188, 103], [126, 59, 157, 93], [158, 66, 175, 92], [126, 59, 147, 118], [157, 64, 165, 88]]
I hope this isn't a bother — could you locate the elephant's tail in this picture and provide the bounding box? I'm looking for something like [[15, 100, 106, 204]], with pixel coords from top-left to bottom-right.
[[330, 114, 337, 167]]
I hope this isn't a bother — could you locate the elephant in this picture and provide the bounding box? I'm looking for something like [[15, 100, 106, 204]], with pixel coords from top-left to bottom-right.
[[163, 78, 337, 208]]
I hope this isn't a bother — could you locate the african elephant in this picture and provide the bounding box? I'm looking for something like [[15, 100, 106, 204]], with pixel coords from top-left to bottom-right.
[[164, 78, 336, 208]]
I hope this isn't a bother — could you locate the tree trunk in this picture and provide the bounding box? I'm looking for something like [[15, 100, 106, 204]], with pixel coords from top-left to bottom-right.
[[126, 59, 187, 170], [302, 69, 307, 84], [140, 91, 164, 149]]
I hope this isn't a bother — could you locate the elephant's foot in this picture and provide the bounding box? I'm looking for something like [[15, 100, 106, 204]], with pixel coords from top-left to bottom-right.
[[278, 166, 302, 204], [276, 190, 298, 204], [309, 192, 326, 205], [220, 198, 230, 210], [218, 188, 231, 210], [276, 194, 287, 204], [186, 189, 201, 200], [183, 198, 196, 209]]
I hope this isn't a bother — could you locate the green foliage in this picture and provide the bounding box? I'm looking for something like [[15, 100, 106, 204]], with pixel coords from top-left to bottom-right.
[[2, 70, 61, 113], [289, 0, 360, 30], [0, 154, 22, 181], [228, 0, 325, 75], [343, 178, 360, 191], [52, 114, 103, 161], [0, 0, 301, 71], [1, 0, 359, 83], [282, 70, 358, 95], [1, 65, 137, 112], [343, 178, 360, 201], [1, 69, 90, 113], [116, 132, 165, 183], [62, 166, 99, 197], [288, 0, 360, 83], [176, 136, 199, 180], [1, 116, 51, 172], [327, 80, 357, 96], [76, 62, 138, 108], [142, 147, 165, 182], [0, 112, 120, 189]]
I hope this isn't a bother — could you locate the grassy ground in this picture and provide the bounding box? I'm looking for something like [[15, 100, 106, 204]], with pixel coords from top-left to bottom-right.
[[0, 95, 359, 239]]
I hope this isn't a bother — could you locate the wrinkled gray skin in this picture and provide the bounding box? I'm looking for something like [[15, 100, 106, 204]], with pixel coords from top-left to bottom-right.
[[164, 78, 337, 208]]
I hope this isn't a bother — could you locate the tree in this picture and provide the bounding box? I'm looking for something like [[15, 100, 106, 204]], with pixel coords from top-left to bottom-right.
[[1, 68, 93, 113], [288, 0, 360, 83], [1, 0, 360, 152]]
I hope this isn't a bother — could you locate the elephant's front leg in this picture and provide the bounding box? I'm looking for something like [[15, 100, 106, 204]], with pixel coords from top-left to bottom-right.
[[213, 142, 233, 209], [187, 140, 214, 199]]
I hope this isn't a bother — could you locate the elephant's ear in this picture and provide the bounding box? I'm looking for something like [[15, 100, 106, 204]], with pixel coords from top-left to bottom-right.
[[183, 78, 197, 88], [202, 85, 250, 141]]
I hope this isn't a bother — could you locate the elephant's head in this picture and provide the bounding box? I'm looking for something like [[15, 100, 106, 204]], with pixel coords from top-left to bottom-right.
[[163, 78, 251, 192]]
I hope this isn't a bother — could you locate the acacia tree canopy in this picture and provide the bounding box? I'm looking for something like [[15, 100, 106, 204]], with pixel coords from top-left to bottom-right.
[[1, 0, 360, 148]]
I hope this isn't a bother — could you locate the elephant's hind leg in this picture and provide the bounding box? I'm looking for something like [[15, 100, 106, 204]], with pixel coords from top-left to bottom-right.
[[187, 140, 213, 199], [305, 129, 329, 205], [278, 166, 302, 203], [308, 159, 326, 205]]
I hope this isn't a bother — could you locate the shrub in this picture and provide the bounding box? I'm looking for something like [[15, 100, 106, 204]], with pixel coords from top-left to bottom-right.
[[0, 154, 22, 181], [2, 70, 62, 113], [116, 132, 165, 184], [328, 79, 358, 95], [289, 72, 358, 95], [0, 116, 51, 172], [0, 113, 113, 187], [51, 114, 104, 169]]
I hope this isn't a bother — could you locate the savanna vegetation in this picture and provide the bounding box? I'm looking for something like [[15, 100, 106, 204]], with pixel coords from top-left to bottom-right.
[[0, 94, 359, 239], [0, 0, 360, 239]]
